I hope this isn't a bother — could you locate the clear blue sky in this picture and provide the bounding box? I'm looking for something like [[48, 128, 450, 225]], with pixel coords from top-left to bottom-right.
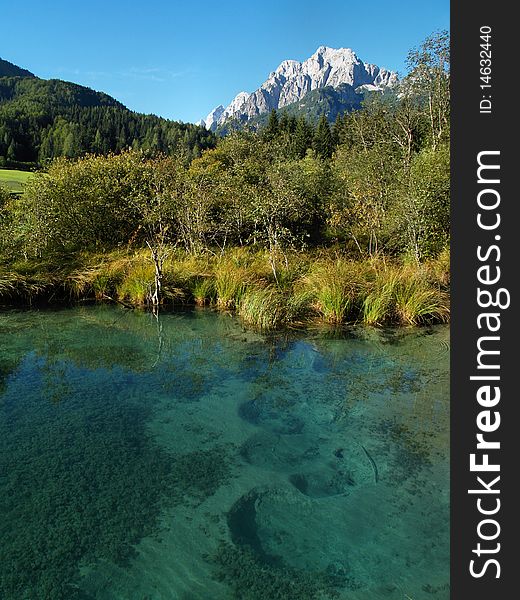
[[2, 0, 449, 123]]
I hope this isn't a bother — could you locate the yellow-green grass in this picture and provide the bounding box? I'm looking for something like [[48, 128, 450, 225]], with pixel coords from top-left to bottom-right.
[[0, 248, 450, 329], [304, 259, 371, 324], [0, 169, 34, 193]]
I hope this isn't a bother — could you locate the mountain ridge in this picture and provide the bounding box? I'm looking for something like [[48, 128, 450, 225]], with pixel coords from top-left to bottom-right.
[[202, 45, 398, 130], [0, 57, 36, 78], [0, 58, 215, 166]]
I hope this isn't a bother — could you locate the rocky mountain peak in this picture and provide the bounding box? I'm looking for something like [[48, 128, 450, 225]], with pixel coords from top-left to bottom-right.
[[202, 104, 225, 130], [203, 46, 398, 131]]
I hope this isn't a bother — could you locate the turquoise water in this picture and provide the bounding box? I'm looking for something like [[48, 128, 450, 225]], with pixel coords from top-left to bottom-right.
[[0, 306, 449, 600]]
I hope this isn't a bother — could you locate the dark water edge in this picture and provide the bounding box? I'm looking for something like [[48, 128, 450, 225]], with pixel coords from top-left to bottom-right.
[[0, 305, 449, 600]]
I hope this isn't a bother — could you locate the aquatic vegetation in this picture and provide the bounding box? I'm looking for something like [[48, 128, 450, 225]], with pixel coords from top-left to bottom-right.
[[362, 270, 398, 325], [362, 265, 450, 326], [393, 272, 449, 325], [0, 357, 175, 600], [304, 259, 368, 324], [380, 419, 434, 465], [0, 354, 21, 395], [0, 247, 449, 328], [190, 275, 217, 305], [171, 444, 235, 502], [213, 260, 250, 308], [211, 543, 339, 600], [238, 286, 287, 330], [116, 260, 155, 304]]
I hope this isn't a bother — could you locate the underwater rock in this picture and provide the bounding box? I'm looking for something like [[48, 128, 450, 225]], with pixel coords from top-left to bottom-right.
[[227, 488, 279, 565], [237, 395, 305, 435], [229, 484, 355, 576], [239, 431, 311, 471], [289, 467, 355, 498], [288, 473, 309, 495], [238, 398, 261, 424]]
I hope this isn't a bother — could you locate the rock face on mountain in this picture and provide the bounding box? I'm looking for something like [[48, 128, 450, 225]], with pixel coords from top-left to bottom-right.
[[203, 46, 397, 130], [201, 104, 224, 130]]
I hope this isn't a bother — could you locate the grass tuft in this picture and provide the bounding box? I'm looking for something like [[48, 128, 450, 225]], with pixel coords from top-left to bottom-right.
[[393, 273, 449, 325], [116, 262, 155, 305], [238, 286, 286, 330], [305, 260, 367, 324], [213, 261, 249, 309], [0, 247, 450, 327], [190, 276, 217, 305]]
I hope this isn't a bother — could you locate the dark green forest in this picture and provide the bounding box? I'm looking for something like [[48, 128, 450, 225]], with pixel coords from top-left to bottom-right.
[[0, 66, 215, 167]]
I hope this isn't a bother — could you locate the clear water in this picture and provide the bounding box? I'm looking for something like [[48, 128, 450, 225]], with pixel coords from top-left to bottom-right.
[[0, 306, 449, 600]]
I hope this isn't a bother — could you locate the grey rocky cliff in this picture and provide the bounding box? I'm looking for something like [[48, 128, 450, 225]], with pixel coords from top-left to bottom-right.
[[203, 46, 397, 130]]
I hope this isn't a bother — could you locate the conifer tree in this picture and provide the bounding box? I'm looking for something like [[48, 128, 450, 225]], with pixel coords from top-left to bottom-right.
[[313, 114, 333, 159], [263, 109, 279, 140], [292, 117, 314, 158]]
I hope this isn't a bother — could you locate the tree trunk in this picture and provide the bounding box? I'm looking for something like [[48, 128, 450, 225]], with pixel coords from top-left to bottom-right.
[[147, 241, 163, 307]]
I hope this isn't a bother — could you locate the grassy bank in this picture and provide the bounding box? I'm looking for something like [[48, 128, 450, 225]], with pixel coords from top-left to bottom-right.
[[0, 168, 34, 193], [0, 248, 450, 330]]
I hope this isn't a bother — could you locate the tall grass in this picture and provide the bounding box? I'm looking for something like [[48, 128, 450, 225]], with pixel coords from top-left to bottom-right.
[[213, 261, 249, 309], [0, 272, 21, 297], [363, 272, 397, 325], [425, 247, 450, 288], [0, 258, 66, 301], [0, 247, 450, 328], [362, 264, 449, 326], [238, 286, 286, 330], [189, 276, 216, 305], [305, 260, 368, 324], [116, 262, 154, 305], [393, 272, 449, 325]]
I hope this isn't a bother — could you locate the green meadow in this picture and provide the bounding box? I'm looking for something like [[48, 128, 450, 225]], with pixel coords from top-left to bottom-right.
[[0, 169, 33, 193]]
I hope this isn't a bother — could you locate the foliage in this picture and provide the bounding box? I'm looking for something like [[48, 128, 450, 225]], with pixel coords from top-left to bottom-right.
[[0, 75, 215, 166], [16, 152, 153, 255], [0, 57, 35, 78], [0, 31, 451, 326], [390, 144, 450, 260], [403, 30, 450, 150], [211, 543, 343, 600], [0, 357, 175, 599]]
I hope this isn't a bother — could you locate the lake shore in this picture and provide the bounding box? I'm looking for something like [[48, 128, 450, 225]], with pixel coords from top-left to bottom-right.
[[0, 247, 449, 330]]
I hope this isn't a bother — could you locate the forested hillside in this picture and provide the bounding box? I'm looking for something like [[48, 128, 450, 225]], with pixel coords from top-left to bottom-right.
[[0, 58, 35, 78], [0, 69, 215, 167]]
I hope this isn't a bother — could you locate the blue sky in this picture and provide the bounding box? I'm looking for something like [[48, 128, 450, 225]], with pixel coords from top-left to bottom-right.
[[2, 0, 449, 123]]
